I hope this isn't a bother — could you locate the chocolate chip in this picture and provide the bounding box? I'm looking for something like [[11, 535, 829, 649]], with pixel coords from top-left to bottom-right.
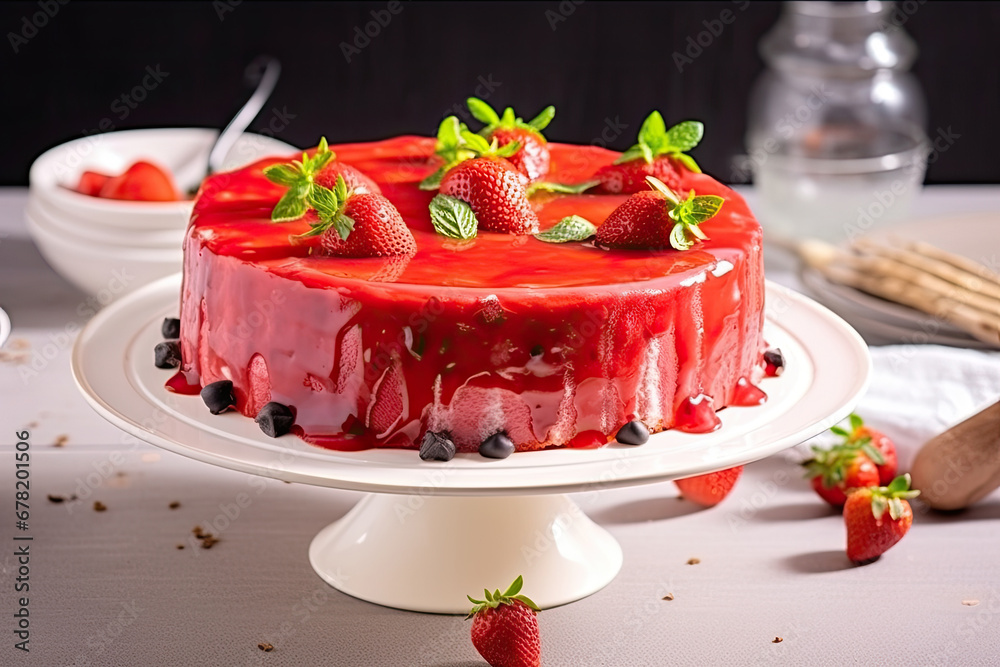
[[419, 431, 456, 461], [258, 643, 274, 652], [161, 317, 181, 339], [168, 501, 180, 510], [201, 380, 236, 415], [480, 432, 515, 459], [255, 402, 295, 438], [616, 420, 649, 446], [764, 348, 785, 376], [93, 501, 107, 512], [154, 341, 182, 369]]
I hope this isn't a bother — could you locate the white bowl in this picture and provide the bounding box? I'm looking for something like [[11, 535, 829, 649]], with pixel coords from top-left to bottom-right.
[[26, 194, 185, 249], [26, 208, 182, 299], [29, 128, 297, 230]]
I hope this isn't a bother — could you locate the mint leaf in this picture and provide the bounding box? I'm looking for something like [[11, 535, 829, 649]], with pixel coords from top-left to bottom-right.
[[272, 188, 308, 222], [429, 194, 478, 240], [437, 115, 463, 147], [527, 106, 555, 131], [614, 145, 647, 165], [332, 214, 355, 240], [333, 174, 350, 203], [663, 120, 704, 153], [849, 413, 864, 432], [526, 180, 600, 197], [307, 184, 341, 222], [466, 98, 500, 126], [673, 152, 702, 173], [638, 111, 667, 153], [639, 143, 654, 164], [419, 165, 447, 191], [534, 215, 596, 243], [670, 194, 725, 226], [495, 140, 521, 158], [669, 222, 693, 251], [263, 164, 301, 187], [461, 130, 492, 154]]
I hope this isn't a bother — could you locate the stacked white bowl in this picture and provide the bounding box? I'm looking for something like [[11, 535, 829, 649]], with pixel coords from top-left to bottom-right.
[[27, 128, 297, 301]]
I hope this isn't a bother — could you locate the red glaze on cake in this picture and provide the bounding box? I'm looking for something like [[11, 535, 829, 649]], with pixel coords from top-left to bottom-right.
[[175, 136, 766, 453]]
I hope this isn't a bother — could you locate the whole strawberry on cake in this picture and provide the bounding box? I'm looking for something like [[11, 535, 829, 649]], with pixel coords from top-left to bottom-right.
[[169, 103, 771, 460]]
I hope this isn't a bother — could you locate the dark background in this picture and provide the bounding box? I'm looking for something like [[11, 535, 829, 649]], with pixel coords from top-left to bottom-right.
[[2, 1, 998, 185]]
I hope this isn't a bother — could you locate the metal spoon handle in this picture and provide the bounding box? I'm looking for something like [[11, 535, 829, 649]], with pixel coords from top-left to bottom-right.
[[207, 56, 282, 175]]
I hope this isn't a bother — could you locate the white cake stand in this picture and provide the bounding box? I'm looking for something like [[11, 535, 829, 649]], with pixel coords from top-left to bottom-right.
[[72, 274, 870, 614]]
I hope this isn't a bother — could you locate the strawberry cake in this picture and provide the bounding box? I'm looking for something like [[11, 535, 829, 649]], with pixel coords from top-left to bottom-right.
[[167, 103, 772, 460]]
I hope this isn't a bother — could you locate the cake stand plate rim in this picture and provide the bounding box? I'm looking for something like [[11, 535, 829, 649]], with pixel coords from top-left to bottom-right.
[[71, 273, 871, 495]]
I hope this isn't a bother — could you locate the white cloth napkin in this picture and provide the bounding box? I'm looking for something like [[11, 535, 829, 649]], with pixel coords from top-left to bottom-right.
[[820, 345, 1000, 472]]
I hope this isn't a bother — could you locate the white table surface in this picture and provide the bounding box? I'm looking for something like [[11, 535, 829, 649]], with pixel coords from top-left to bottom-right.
[[2, 185, 1000, 666]]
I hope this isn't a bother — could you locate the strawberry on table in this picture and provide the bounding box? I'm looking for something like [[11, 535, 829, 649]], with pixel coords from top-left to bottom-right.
[[831, 413, 898, 485], [675, 465, 744, 507], [594, 112, 704, 194], [802, 443, 882, 508], [468, 576, 541, 667], [845, 474, 919, 564], [466, 98, 555, 182], [595, 175, 724, 250], [99, 160, 179, 201]]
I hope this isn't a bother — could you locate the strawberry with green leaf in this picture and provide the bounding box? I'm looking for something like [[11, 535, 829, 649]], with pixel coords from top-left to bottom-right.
[[803, 442, 883, 508], [595, 112, 704, 194], [467, 98, 556, 182], [831, 413, 898, 485], [263, 137, 380, 222], [286, 174, 416, 258], [845, 474, 919, 564], [467, 576, 541, 667], [420, 117, 525, 191], [595, 175, 724, 250], [429, 129, 540, 236]]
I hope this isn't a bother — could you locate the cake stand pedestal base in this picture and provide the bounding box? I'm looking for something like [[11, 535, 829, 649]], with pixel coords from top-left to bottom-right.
[[308, 493, 623, 614]]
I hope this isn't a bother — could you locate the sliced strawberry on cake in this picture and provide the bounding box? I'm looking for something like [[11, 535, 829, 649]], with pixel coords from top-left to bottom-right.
[[466, 98, 555, 182], [595, 112, 704, 194], [596, 175, 724, 250]]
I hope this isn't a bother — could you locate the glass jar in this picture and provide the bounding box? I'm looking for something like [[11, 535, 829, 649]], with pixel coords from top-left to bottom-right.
[[746, 1, 929, 243]]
